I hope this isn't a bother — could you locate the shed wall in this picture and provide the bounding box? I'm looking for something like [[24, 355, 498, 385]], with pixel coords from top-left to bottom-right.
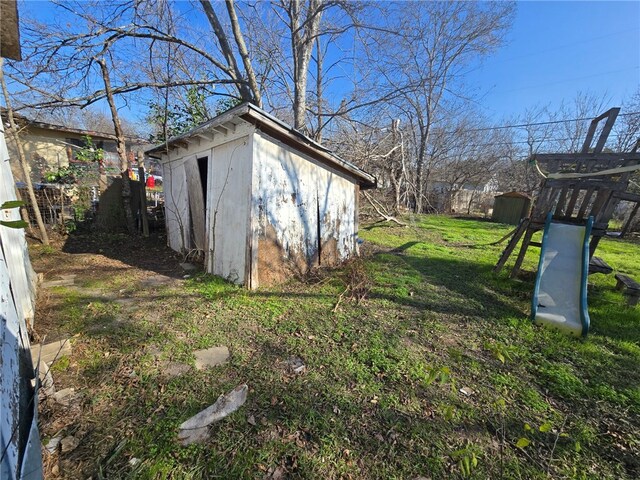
[[206, 136, 253, 283], [492, 196, 530, 225], [251, 131, 358, 287]]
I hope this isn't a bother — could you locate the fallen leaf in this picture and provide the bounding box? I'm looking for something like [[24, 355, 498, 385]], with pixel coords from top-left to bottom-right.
[[539, 422, 552, 433]]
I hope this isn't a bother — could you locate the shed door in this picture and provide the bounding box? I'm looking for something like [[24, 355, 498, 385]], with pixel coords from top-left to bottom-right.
[[184, 156, 207, 251], [208, 137, 251, 284]]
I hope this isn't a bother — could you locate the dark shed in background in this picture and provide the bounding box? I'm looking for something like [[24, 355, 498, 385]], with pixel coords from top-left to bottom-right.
[[492, 191, 531, 225]]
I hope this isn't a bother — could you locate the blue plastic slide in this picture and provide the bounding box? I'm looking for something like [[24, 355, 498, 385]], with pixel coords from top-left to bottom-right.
[[531, 213, 594, 337]]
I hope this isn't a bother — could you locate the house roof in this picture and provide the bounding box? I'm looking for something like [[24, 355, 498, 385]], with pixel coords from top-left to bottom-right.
[[146, 102, 377, 189], [1, 108, 149, 144]]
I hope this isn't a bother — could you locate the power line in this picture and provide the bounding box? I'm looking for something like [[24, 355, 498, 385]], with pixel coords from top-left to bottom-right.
[[449, 111, 640, 134], [459, 28, 640, 79], [499, 27, 640, 64], [499, 66, 640, 94], [466, 133, 625, 150]]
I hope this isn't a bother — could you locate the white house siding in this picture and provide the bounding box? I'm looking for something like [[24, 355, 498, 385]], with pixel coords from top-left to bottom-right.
[[251, 131, 358, 287], [0, 251, 22, 479], [0, 127, 36, 325], [207, 136, 253, 283], [0, 125, 42, 478]]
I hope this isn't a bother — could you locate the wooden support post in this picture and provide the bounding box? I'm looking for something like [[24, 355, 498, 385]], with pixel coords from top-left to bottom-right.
[[494, 218, 529, 274], [510, 228, 535, 278], [594, 108, 620, 153], [581, 108, 621, 153], [589, 234, 603, 259], [615, 273, 640, 307], [620, 202, 639, 238], [137, 150, 149, 237]]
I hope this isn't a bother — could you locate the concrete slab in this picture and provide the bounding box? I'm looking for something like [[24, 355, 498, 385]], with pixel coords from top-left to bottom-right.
[[31, 339, 72, 365], [194, 346, 230, 370], [42, 278, 75, 288], [179, 263, 198, 272]]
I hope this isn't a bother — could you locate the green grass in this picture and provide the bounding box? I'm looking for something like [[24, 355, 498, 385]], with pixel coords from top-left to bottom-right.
[[36, 215, 640, 479]]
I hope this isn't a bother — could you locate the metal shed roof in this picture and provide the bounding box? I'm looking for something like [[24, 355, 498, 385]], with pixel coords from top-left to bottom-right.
[[495, 191, 531, 199], [146, 102, 376, 189]]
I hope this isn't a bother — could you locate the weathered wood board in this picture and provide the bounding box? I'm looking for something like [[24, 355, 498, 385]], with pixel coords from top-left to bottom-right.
[[184, 156, 206, 251]]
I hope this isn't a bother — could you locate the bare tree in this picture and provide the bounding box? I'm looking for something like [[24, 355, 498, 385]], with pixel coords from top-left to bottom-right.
[[0, 58, 49, 244], [5, 0, 524, 228], [614, 88, 640, 152], [25, 106, 142, 138], [275, 0, 325, 131], [556, 92, 611, 153], [198, 0, 261, 104], [96, 55, 136, 234], [431, 124, 506, 214], [375, 2, 514, 213]]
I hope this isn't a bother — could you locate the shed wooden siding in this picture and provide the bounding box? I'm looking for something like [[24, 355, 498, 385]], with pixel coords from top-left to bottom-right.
[[250, 131, 358, 287], [206, 136, 253, 283], [162, 159, 190, 252], [151, 104, 373, 289]]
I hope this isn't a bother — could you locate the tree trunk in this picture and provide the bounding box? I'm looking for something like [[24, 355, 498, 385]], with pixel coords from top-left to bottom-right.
[[199, 0, 255, 103], [137, 150, 149, 237], [224, 0, 262, 106], [98, 156, 108, 194], [390, 119, 403, 214], [0, 59, 49, 245], [287, 0, 323, 132], [13, 186, 32, 230], [314, 35, 323, 142], [97, 57, 136, 235], [414, 135, 427, 213]]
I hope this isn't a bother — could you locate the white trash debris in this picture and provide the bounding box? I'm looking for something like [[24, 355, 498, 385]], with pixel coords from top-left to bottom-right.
[[284, 356, 306, 374], [45, 436, 62, 454], [177, 384, 248, 445], [52, 388, 77, 406], [39, 360, 55, 397]]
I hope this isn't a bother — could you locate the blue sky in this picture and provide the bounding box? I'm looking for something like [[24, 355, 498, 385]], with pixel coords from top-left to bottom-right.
[[14, 1, 640, 127], [471, 1, 640, 120]]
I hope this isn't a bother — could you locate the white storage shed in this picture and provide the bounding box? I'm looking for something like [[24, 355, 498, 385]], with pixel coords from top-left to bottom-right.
[[147, 103, 376, 289]]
